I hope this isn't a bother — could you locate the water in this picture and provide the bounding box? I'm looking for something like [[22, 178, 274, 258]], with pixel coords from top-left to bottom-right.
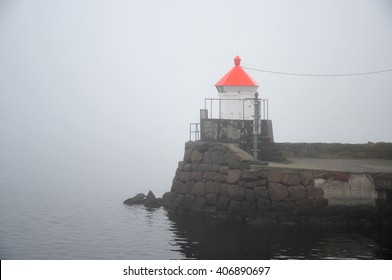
[[1, 173, 392, 260]]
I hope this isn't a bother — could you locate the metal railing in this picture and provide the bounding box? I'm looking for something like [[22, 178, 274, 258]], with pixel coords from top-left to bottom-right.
[[189, 123, 200, 141], [204, 98, 269, 120]]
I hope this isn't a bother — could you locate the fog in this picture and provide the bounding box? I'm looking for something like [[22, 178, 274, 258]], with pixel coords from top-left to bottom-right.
[[1, 0, 392, 194]]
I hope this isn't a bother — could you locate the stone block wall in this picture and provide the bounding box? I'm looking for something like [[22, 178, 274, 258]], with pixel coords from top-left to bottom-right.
[[164, 142, 385, 226]]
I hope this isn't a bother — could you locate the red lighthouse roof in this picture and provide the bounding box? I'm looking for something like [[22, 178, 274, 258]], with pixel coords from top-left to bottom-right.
[[215, 56, 259, 93]]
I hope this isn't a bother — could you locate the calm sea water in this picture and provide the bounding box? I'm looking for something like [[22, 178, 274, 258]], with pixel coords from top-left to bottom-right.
[[1, 173, 392, 260]]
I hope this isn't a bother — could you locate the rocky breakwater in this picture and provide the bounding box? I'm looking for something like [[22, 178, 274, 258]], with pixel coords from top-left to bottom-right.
[[164, 141, 387, 227]]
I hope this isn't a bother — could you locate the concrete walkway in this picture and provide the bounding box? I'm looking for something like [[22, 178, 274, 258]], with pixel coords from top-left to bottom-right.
[[269, 158, 392, 173]]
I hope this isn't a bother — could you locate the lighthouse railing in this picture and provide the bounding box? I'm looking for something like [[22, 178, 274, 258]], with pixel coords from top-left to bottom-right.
[[189, 123, 201, 141], [204, 98, 269, 120]]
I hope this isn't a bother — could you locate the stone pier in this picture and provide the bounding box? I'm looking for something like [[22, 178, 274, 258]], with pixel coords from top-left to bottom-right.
[[163, 142, 392, 227]]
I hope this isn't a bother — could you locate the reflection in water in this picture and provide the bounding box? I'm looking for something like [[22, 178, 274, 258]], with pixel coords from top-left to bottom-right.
[[1, 174, 391, 260], [166, 213, 392, 260]]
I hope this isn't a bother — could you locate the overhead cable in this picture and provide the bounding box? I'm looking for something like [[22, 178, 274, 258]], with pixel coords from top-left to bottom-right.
[[243, 66, 392, 77]]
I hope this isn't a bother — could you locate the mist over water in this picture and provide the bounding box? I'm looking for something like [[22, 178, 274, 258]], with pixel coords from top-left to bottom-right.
[[0, 167, 177, 259], [1, 166, 391, 260]]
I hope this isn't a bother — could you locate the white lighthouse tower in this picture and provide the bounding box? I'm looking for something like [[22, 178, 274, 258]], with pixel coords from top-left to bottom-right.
[[215, 56, 259, 120]]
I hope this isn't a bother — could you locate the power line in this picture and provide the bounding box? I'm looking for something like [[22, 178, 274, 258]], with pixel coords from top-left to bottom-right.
[[243, 66, 392, 77]]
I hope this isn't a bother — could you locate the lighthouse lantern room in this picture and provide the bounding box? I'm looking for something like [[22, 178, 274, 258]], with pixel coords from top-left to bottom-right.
[[215, 56, 259, 120]]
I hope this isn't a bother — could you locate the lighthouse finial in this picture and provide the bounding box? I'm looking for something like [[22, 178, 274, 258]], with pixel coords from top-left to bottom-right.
[[234, 55, 241, 66]]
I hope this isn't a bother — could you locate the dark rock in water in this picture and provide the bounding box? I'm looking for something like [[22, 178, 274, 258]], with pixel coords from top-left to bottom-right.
[[146, 190, 156, 200], [124, 191, 163, 208], [124, 193, 146, 205], [144, 191, 161, 208]]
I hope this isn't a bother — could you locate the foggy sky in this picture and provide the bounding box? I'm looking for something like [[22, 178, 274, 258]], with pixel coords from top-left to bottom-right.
[[1, 0, 392, 193]]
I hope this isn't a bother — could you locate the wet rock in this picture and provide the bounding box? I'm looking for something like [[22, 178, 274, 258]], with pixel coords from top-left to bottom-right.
[[124, 191, 162, 208], [144, 191, 161, 208], [123, 193, 146, 205]]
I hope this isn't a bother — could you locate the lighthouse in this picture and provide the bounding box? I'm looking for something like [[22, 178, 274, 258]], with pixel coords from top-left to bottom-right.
[[194, 56, 284, 161], [215, 55, 258, 120]]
